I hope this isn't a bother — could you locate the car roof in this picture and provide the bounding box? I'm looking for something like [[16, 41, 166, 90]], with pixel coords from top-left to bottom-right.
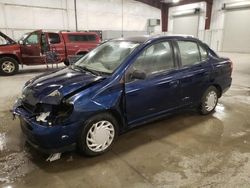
[[60, 32, 98, 35], [113, 35, 199, 43]]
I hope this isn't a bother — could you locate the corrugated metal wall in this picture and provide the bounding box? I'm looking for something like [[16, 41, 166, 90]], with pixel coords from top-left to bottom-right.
[[0, 0, 161, 40]]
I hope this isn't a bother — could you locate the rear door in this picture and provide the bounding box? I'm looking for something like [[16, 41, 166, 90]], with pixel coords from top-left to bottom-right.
[[125, 40, 182, 125], [20, 30, 45, 65], [47, 32, 66, 62], [175, 40, 212, 104]]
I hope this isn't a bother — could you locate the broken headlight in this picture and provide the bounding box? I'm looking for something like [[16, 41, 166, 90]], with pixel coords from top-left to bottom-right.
[[35, 102, 73, 126], [47, 89, 61, 97]]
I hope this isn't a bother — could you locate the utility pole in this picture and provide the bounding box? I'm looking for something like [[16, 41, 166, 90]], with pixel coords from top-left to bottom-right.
[[74, 0, 78, 31]]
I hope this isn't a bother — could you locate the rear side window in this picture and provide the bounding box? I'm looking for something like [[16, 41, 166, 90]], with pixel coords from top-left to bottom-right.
[[87, 35, 97, 41], [68, 34, 96, 42], [48, 33, 61, 44], [177, 41, 200, 67]]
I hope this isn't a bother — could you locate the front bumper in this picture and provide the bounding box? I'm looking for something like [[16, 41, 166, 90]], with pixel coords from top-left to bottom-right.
[[25, 135, 76, 154], [14, 106, 81, 154]]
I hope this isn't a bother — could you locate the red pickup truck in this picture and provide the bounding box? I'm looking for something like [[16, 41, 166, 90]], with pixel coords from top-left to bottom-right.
[[0, 30, 101, 76]]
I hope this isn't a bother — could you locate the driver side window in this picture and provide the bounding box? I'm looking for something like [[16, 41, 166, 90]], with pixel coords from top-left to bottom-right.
[[126, 41, 174, 82], [26, 33, 39, 45]]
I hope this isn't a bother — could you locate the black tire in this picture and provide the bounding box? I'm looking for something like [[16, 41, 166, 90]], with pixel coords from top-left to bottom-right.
[[199, 86, 219, 115], [0, 57, 19, 76], [77, 113, 118, 156]]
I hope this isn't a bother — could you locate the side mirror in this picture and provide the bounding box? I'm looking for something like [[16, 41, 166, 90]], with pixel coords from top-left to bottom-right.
[[18, 40, 24, 45], [130, 70, 146, 80]]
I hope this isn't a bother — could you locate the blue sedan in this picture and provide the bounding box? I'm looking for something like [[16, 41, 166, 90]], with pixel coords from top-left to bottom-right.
[[13, 35, 232, 156]]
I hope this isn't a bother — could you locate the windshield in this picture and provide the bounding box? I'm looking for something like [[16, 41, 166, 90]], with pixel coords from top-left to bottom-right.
[[18, 33, 30, 42], [74, 41, 140, 74]]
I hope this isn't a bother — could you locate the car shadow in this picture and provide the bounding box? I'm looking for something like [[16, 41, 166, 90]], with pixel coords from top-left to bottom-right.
[[25, 109, 224, 173]]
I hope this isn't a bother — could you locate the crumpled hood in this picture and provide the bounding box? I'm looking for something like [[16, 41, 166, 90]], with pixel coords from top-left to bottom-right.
[[0, 31, 17, 45], [22, 68, 104, 105]]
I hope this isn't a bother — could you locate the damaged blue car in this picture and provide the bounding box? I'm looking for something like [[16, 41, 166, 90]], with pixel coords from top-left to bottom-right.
[[12, 35, 232, 156]]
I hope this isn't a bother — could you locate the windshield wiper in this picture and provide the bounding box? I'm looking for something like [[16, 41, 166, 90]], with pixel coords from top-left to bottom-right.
[[81, 66, 100, 76], [73, 65, 101, 76]]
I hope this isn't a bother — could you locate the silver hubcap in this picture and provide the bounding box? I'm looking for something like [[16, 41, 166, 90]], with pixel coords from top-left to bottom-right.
[[2, 61, 15, 73], [205, 90, 217, 111], [86, 120, 115, 152]]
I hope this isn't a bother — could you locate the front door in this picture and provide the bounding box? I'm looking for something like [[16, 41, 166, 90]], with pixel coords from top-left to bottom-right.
[[20, 30, 45, 65], [47, 32, 66, 62], [125, 41, 181, 125]]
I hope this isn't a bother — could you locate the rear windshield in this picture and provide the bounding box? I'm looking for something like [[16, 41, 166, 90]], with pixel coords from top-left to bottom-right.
[[68, 34, 97, 42]]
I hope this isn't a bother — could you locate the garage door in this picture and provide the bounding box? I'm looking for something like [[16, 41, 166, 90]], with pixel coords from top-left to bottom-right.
[[222, 9, 250, 53], [173, 15, 199, 37]]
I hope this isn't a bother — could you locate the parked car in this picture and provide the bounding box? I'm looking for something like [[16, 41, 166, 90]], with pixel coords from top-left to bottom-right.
[[0, 30, 101, 75], [12, 35, 232, 156]]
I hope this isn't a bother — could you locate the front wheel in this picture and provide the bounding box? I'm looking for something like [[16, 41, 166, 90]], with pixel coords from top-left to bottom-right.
[[0, 57, 19, 76], [199, 86, 218, 115], [77, 113, 118, 156]]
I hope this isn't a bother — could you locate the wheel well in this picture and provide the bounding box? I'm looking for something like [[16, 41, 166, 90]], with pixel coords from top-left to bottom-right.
[[213, 84, 222, 98], [0, 54, 20, 64], [107, 109, 125, 133], [85, 110, 125, 133], [77, 51, 88, 55]]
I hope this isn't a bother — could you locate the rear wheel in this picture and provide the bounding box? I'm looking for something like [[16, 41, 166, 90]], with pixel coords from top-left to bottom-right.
[[77, 113, 118, 156], [0, 57, 19, 76], [199, 86, 218, 115]]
